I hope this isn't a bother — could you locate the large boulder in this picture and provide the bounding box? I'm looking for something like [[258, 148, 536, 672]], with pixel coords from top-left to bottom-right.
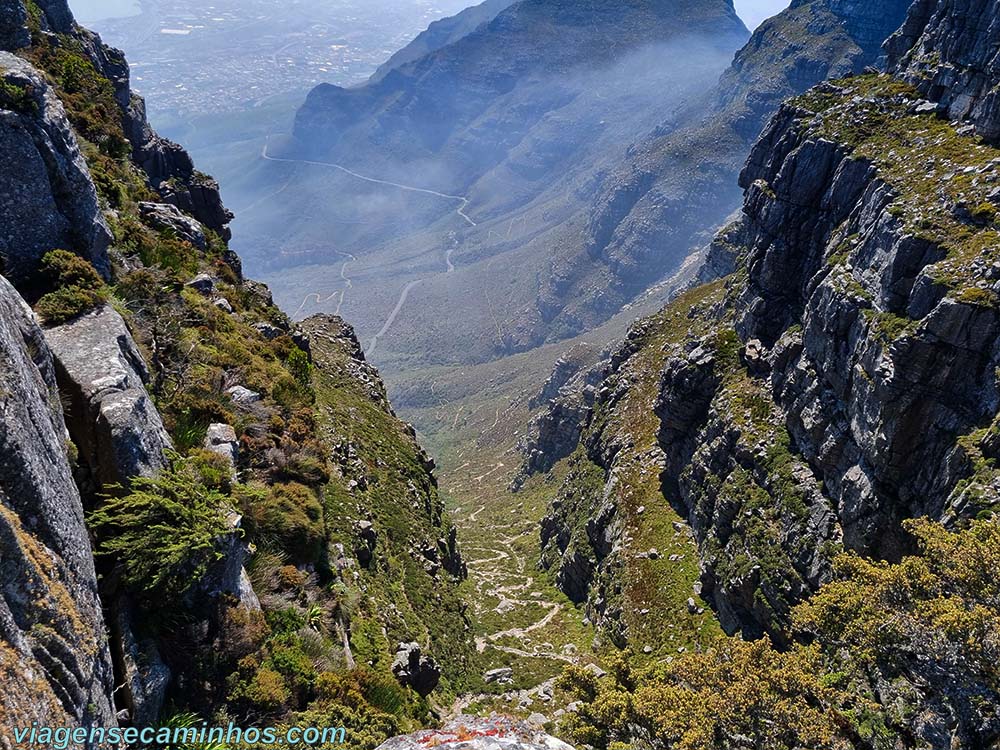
[[0, 276, 117, 735], [139, 201, 208, 249], [44, 304, 171, 494], [375, 716, 575, 750], [0, 53, 111, 285]]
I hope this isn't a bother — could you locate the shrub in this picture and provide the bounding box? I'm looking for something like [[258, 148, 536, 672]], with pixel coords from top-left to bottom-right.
[[558, 639, 860, 750], [957, 286, 998, 307], [265, 607, 306, 638], [88, 453, 235, 603], [35, 249, 108, 324], [795, 517, 1000, 678], [243, 482, 325, 563], [0, 78, 37, 114], [231, 666, 290, 715], [971, 202, 998, 224], [286, 347, 312, 387], [188, 448, 235, 491]]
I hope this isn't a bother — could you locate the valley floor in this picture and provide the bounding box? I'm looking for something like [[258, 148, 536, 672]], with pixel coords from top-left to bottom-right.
[[398, 257, 709, 721]]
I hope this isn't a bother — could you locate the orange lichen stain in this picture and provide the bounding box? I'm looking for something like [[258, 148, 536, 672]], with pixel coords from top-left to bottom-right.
[[0, 505, 92, 647]]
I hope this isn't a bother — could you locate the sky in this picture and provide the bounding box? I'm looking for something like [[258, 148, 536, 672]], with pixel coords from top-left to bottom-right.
[[734, 0, 791, 29]]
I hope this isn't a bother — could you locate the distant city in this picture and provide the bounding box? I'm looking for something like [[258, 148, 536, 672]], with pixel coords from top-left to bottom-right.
[[72, 0, 473, 118]]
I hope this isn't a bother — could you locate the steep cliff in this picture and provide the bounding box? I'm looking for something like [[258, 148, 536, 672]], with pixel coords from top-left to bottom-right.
[[0, 0, 473, 742], [0, 274, 116, 737], [531, 0, 1000, 745], [573, 0, 915, 329], [369, 0, 517, 84]]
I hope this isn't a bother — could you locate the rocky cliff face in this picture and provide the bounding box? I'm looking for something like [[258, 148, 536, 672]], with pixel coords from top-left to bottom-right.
[[574, 0, 914, 325], [0, 0, 472, 740], [0, 52, 111, 285], [0, 274, 116, 738], [531, 0, 1000, 742], [369, 0, 517, 84]]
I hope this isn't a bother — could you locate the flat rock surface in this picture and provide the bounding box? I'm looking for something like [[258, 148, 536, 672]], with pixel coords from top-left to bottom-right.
[[375, 716, 574, 750], [44, 304, 171, 489]]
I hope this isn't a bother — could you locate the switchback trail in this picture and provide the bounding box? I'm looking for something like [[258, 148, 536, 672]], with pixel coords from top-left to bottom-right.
[[261, 137, 477, 227], [293, 251, 355, 318], [262, 136, 474, 347]]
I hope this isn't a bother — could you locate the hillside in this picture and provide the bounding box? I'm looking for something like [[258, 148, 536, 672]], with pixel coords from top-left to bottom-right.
[[369, 0, 517, 85], [231, 0, 748, 368], [515, 0, 1000, 745], [0, 1, 473, 744]]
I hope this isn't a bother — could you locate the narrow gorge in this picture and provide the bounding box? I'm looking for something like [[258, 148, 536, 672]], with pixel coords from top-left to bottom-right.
[[2, 0, 1000, 749]]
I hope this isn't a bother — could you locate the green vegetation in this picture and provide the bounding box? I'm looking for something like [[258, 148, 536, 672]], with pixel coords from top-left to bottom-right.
[[240, 482, 325, 564], [796, 517, 1000, 679], [0, 75, 37, 114], [10, 15, 477, 732], [22, 36, 129, 158], [88, 453, 234, 603], [558, 518, 1000, 750], [34, 249, 108, 324], [557, 642, 861, 750], [797, 74, 1000, 309]]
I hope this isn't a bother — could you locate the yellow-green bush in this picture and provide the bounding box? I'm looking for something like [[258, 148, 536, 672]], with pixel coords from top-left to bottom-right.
[[559, 519, 1000, 750], [34, 249, 108, 324], [241, 482, 325, 563]]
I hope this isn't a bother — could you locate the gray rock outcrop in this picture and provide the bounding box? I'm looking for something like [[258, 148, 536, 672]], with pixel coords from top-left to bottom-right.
[[0, 0, 28, 50], [0, 53, 111, 285], [204, 422, 239, 478], [888, 0, 1000, 141], [44, 304, 171, 495], [139, 201, 208, 249], [390, 641, 441, 697], [0, 275, 116, 735], [112, 604, 170, 726]]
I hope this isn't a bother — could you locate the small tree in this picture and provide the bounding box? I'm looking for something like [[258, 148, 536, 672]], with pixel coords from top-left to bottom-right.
[[286, 347, 312, 387]]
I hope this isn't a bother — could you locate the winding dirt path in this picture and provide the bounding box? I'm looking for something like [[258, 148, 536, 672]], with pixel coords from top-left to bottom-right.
[[261, 136, 474, 345], [367, 279, 422, 355], [293, 251, 355, 317], [261, 138, 477, 227]]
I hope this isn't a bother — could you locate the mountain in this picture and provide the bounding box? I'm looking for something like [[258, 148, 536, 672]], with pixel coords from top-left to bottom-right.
[[544, 0, 915, 348], [0, 0, 474, 741], [520, 0, 1000, 745], [369, 0, 517, 84], [294, 0, 748, 172], [237, 0, 911, 387], [234, 0, 748, 369]]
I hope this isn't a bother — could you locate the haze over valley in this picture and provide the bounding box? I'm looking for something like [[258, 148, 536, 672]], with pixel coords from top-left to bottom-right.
[[6, 0, 1000, 746]]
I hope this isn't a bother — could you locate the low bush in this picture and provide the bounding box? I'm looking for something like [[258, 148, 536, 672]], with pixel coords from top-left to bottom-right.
[[241, 482, 325, 563], [34, 249, 108, 324]]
